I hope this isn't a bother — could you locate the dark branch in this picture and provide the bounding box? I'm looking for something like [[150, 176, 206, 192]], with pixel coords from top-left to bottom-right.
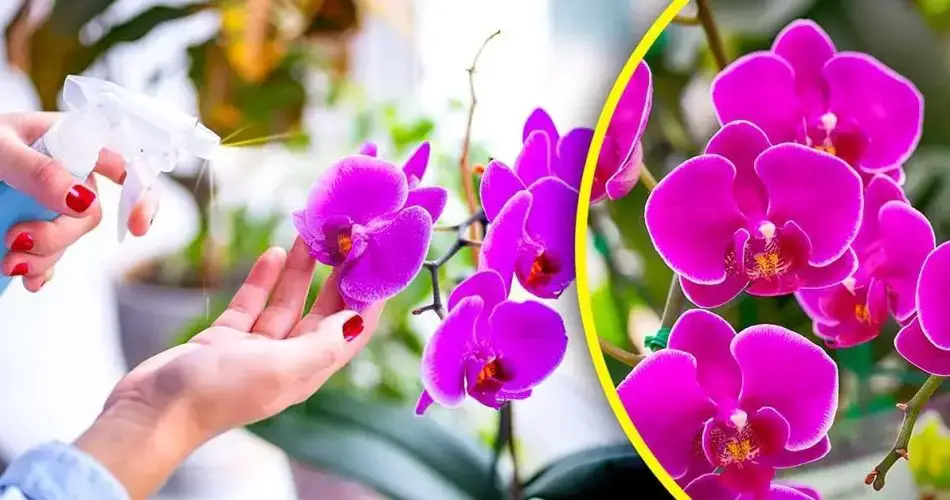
[[413, 210, 487, 319]]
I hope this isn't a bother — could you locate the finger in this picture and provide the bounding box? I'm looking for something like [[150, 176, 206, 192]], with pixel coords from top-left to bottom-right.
[[251, 238, 318, 339], [307, 268, 346, 319], [0, 134, 99, 217], [213, 247, 287, 331], [23, 268, 53, 293], [7, 112, 62, 144], [92, 149, 127, 184], [277, 310, 359, 382], [126, 186, 159, 238], [3, 250, 64, 278], [5, 177, 103, 255]]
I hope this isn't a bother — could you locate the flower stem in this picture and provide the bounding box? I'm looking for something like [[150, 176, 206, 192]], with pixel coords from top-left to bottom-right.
[[413, 210, 487, 319], [694, 0, 729, 71], [639, 163, 658, 191], [459, 29, 501, 264], [672, 14, 700, 26], [600, 337, 645, 367], [659, 275, 686, 331], [866, 375, 946, 490], [505, 404, 521, 500]]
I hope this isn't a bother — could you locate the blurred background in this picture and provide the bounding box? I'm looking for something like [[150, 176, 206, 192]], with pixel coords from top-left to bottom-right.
[[589, 0, 950, 499], [0, 0, 678, 499]]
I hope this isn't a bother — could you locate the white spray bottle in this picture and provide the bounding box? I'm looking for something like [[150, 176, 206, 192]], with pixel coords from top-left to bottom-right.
[[0, 75, 221, 295]]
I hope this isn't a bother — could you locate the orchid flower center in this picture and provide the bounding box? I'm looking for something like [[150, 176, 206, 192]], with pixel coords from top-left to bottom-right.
[[854, 304, 871, 323], [710, 411, 764, 468], [729, 222, 794, 281], [474, 358, 511, 390], [804, 112, 867, 167], [337, 231, 354, 257], [525, 252, 559, 286]]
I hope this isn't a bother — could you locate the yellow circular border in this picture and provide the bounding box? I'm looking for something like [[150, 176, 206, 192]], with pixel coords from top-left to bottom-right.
[[574, 1, 690, 498]]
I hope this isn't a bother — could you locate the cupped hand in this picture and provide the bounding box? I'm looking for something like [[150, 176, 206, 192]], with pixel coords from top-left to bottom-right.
[[76, 239, 381, 499], [0, 112, 158, 291]]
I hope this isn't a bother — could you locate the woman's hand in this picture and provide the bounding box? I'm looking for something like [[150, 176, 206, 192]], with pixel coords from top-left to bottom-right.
[[74, 239, 381, 499], [0, 112, 158, 291]]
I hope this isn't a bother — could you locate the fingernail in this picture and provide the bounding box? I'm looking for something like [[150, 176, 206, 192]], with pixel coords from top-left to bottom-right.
[[65, 184, 96, 213], [343, 314, 364, 342], [10, 233, 33, 252], [9, 263, 29, 276]]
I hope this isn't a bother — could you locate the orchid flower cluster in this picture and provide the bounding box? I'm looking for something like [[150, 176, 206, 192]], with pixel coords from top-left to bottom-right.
[[290, 76, 647, 414], [615, 18, 946, 499]]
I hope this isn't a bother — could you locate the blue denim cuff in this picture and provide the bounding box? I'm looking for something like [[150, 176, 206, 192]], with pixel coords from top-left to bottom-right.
[[0, 442, 128, 500]]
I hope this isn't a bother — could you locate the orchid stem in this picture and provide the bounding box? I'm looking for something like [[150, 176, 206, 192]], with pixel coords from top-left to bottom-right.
[[659, 275, 686, 331], [867, 374, 946, 490], [600, 337, 645, 367], [639, 163, 658, 191], [459, 29, 501, 264], [672, 14, 700, 26], [504, 404, 521, 500], [413, 210, 487, 319], [694, 0, 729, 71]]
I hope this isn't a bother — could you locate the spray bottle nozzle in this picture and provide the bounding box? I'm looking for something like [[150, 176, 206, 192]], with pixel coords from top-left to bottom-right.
[[61, 75, 221, 240]]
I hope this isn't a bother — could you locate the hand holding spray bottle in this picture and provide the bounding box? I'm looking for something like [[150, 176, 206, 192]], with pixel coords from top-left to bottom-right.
[[0, 75, 221, 296]]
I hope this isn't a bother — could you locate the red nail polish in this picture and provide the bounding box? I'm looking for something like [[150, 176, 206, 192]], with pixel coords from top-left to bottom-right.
[[343, 315, 364, 341], [65, 184, 96, 213], [10, 233, 33, 252], [9, 263, 29, 276]]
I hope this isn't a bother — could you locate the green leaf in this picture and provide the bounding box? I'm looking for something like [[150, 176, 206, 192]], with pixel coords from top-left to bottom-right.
[[49, 0, 120, 34], [522, 444, 669, 499], [250, 391, 502, 500]]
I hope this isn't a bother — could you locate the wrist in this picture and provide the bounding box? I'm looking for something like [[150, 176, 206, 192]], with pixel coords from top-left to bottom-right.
[[74, 397, 207, 499]]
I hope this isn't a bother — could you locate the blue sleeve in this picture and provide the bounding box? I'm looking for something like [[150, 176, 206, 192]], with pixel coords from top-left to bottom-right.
[[0, 442, 129, 500]]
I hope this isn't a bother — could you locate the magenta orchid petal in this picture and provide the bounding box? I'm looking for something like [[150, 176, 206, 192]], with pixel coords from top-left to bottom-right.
[[705, 120, 771, 220], [808, 279, 889, 349], [488, 300, 568, 391], [419, 296, 483, 410], [795, 288, 831, 325], [480, 160, 527, 221], [556, 127, 593, 191], [712, 53, 802, 145], [667, 310, 742, 406], [916, 242, 950, 350], [719, 460, 776, 495], [896, 318, 950, 377], [405, 186, 448, 222], [645, 154, 746, 284], [338, 206, 432, 307], [604, 143, 642, 201], [402, 141, 431, 186], [733, 324, 838, 450], [852, 175, 907, 252], [523, 107, 560, 146], [618, 351, 716, 478], [877, 201, 936, 321], [824, 53, 924, 170], [771, 19, 836, 118], [797, 247, 858, 289], [680, 273, 748, 309], [684, 474, 739, 500], [754, 485, 819, 500], [773, 435, 831, 469], [516, 177, 578, 298], [447, 270, 508, 341], [304, 155, 409, 226], [755, 144, 862, 266], [515, 130, 552, 187], [414, 390, 435, 415], [602, 59, 652, 180], [480, 191, 533, 293], [359, 142, 378, 157]]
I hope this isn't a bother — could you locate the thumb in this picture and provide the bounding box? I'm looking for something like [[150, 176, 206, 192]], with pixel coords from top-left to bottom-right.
[[0, 138, 98, 216]]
